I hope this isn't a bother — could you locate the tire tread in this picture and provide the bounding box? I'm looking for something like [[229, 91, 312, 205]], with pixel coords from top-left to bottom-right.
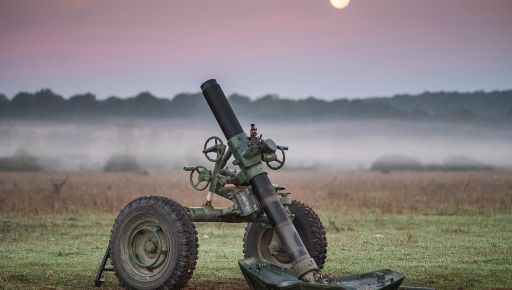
[[110, 196, 198, 290]]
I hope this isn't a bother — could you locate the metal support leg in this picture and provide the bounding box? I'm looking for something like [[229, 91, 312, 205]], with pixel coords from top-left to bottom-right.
[[94, 244, 114, 287]]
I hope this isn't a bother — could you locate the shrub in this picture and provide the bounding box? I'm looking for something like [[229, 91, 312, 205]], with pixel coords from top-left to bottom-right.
[[103, 154, 142, 172], [371, 154, 424, 172], [0, 152, 41, 171], [440, 155, 493, 171]]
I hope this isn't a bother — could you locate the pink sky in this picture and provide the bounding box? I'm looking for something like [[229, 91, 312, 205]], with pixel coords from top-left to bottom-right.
[[1, 0, 511, 99]]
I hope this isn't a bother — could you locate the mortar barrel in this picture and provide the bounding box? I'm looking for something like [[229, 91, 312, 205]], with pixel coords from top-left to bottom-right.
[[201, 79, 243, 139], [200, 79, 318, 278]]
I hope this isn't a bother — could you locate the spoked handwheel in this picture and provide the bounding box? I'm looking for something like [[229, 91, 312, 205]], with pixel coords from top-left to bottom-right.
[[189, 166, 211, 191], [243, 200, 327, 269], [266, 146, 287, 170], [203, 136, 225, 162], [110, 196, 198, 290]]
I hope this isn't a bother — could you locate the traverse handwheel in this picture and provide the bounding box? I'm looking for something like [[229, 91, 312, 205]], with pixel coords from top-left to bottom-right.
[[189, 166, 211, 191]]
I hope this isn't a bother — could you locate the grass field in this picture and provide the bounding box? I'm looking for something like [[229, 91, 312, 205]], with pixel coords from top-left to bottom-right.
[[1, 171, 511, 289]]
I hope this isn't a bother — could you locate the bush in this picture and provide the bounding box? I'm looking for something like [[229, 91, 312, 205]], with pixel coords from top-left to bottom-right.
[[371, 154, 495, 172], [370, 154, 424, 172], [440, 155, 493, 171], [103, 154, 142, 172], [0, 152, 41, 171]]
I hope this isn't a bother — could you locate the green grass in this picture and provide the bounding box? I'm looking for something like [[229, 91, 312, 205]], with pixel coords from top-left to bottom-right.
[[0, 211, 511, 289]]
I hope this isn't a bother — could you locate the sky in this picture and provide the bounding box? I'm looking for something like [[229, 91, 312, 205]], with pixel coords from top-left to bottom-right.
[[1, 0, 511, 100]]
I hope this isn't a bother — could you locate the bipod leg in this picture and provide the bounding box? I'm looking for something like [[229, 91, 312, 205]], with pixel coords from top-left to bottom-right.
[[94, 244, 114, 287]]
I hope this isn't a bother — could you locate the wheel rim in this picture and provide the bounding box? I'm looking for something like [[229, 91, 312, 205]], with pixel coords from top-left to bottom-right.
[[257, 227, 292, 266], [124, 220, 171, 277]]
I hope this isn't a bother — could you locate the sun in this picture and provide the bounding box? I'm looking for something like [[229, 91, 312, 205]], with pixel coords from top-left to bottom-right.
[[330, 0, 351, 9]]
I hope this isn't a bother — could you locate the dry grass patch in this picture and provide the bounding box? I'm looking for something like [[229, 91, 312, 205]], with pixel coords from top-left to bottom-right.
[[1, 171, 511, 215]]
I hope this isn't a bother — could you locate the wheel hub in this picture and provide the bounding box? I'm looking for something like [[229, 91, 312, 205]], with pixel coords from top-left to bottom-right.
[[128, 225, 169, 275], [144, 239, 157, 254], [261, 228, 292, 266]]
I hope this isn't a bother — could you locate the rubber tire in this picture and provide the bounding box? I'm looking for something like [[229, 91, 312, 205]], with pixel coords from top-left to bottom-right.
[[243, 200, 327, 269], [110, 196, 198, 290]]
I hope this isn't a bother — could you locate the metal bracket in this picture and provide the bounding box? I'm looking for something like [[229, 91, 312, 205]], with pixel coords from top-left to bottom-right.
[[94, 244, 114, 287]]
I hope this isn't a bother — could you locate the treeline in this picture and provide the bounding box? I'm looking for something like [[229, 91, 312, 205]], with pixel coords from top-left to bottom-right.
[[0, 89, 511, 121]]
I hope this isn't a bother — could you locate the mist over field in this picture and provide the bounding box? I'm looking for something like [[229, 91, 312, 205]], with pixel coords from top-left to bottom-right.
[[1, 118, 510, 171]]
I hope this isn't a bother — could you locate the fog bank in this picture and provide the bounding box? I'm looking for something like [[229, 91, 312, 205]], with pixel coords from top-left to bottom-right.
[[0, 119, 510, 171]]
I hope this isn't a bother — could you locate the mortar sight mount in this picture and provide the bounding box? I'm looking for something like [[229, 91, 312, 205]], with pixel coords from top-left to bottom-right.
[[95, 79, 406, 290]]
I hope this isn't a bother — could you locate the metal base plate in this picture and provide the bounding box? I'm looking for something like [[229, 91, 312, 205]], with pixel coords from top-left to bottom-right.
[[239, 258, 405, 290]]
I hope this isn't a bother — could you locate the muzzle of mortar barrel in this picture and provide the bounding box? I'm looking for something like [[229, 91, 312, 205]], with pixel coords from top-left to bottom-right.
[[200, 79, 406, 290], [200, 79, 318, 279]]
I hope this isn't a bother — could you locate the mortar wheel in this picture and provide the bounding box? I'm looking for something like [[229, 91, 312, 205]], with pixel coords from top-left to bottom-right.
[[243, 200, 327, 269], [109, 196, 198, 290]]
